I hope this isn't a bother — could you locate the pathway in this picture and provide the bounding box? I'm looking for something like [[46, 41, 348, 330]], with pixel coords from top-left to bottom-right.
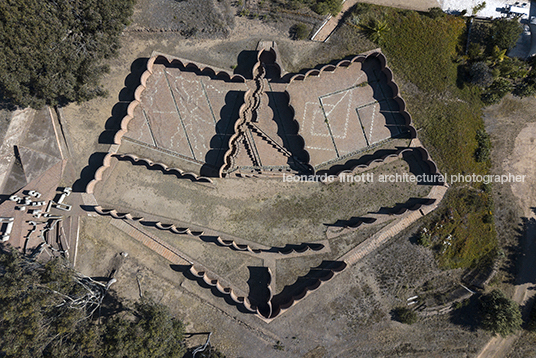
[[476, 214, 536, 358], [311, 0, 359, 42]]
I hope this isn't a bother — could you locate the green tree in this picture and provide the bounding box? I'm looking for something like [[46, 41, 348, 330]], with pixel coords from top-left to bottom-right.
[[104, 299, 186, 358], [472, 1, 487, 15], [0, 247, 189, 358], [479, 290, 522, 336], [0, 0, 135, 108], [489, 18, 523, 51]]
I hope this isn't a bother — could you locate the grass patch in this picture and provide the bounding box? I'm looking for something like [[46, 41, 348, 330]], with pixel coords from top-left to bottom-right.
[[341, 4, 497, 268], [428, 187, 497, 269]]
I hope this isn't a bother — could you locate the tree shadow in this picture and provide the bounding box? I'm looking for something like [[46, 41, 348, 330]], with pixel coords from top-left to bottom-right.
[[449, 294, 481, 331]]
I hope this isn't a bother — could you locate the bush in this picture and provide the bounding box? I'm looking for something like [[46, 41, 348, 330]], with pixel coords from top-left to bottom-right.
[[482, 78, 513, 104], [479, 290, 522, 336], [474, 129, 491, 162], [291, 23, 309, 40], [427, 7, 445, 19], [469, 62, 493, 87], [416, 228, 432, 247], [393, 307, 418, 324], [514, 72, 536, 97]]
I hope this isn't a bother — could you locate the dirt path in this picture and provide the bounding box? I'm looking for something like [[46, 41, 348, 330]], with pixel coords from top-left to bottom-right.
[[476, 122, 536, 358], [311, 0, 360, 42]]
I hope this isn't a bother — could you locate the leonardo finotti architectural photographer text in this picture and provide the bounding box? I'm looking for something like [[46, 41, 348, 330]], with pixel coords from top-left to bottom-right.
[[282, 173, 526, 184]]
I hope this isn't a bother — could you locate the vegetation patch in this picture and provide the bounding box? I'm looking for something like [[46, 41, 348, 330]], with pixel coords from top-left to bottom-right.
[[0, 0, 135, 108], [426, 187, 497, 269], [462, 18, 531, 104], [0, 247, 225, 358], [271, 0, 342, 16], [343, 5, 497, 269]]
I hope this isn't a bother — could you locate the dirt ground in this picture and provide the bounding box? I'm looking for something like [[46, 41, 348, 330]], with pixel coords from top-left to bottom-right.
[[48, 0, 536, 356], [476, 95, 536, 358]]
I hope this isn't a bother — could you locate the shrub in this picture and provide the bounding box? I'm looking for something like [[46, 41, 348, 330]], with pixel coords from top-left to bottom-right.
[[416, 228, 432, 247], [469, 62, 493, 87], [479, 290, 522, 336], [482, 78, 513, 104], [427, 7, 445, 19], [514, 73, 536, 97], [291, 23, 309, 40], [393, 307, 418, 324], [313, 0, 343, 16], [474, 129, 491, 162]]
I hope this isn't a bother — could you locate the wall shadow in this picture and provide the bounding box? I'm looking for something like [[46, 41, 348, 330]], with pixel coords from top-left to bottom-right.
[[266, 91, 312, 174], [362, 57, 409, 138], [233, 50, 258, 80], [270, 260, 346, 317], [99, 57, 149, 144], [316, 148, 402, 176], [201, 90, 244, 177], [376, 197, 436, 215], [170, 264, 255, 314], [325, 216, 377, 229], [72, 152, 108, 192], [247, 266, 271, 316]]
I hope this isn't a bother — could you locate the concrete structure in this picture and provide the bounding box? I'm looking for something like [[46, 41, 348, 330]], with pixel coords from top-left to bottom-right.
[[82, 42, 448, 320]]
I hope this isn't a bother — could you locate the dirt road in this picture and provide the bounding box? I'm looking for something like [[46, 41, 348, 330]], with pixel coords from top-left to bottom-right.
[[476, 122, 536, 358]]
